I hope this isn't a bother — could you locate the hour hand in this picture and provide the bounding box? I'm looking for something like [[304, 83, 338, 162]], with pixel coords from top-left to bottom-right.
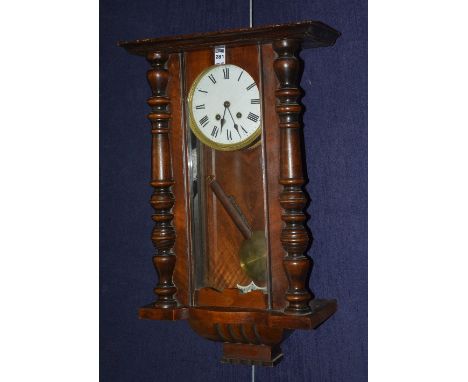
[[220, 107, 227, 132], [220, 116, 226, 131]]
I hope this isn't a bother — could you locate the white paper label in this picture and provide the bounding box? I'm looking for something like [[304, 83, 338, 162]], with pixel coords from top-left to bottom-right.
[[214, 45, 225, 65]]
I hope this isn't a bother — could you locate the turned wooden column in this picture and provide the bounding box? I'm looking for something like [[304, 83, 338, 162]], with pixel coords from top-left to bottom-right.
[[273, 39, 313, 315], [146, 52, 178, 308]]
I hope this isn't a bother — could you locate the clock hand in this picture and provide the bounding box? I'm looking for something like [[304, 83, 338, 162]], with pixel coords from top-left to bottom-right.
[[220, 106, 227, 133], [226, 106, 236, 124], [232, 125, 242, 138], [226, 106, 242, 138]]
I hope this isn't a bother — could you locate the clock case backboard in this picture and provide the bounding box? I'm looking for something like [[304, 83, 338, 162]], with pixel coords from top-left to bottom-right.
[[119, 21, 341, 366]]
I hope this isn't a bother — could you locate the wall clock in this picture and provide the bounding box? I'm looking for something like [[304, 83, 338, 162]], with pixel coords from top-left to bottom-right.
[[119, 20, 340, 366]]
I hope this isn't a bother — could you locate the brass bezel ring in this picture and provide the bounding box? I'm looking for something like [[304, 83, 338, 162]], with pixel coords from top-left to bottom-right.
[[187, 64, 262, 151]]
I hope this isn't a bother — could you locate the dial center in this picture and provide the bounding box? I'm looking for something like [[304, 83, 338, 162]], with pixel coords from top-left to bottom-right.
[[223, 101, 231, 108]]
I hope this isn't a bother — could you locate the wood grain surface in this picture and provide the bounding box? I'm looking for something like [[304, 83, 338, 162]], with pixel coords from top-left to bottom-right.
[[118, 20, 341, 55]]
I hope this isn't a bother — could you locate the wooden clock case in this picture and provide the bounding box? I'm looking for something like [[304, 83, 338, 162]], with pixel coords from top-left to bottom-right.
[[119, 21, 341, 366]]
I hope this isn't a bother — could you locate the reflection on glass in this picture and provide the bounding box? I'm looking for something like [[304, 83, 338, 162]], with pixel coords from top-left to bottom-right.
[[188, 130, 269, 301]]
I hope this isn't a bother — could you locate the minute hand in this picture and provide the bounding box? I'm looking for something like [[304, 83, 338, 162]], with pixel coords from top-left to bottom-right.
[[226, 106, 242, 138], [226, 106, 236, 124]]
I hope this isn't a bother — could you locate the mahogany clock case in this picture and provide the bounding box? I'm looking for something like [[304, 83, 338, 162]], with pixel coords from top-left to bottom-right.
[[101, 0, 367, 380], [119, 21, 340, 366]]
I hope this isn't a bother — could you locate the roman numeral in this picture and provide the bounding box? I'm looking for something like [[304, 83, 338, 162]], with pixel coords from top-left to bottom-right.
[[237, 71, 244, 81], [198, 89, 208, 94], [211, 126, 219, 137], [250, 98, 260, 104], [226, 129, 232, 140], [208, 74, 216, 84], [223, 68, 229, 79], [199, 115, 209, 127], [246, 82, 255, 91], [241, 125, 248, 134], [195, 104, 205, 109], [247, 112, 259, 123]]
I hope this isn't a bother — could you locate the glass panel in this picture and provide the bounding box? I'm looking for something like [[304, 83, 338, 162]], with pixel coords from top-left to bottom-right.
[[188, 130, 269, 303]]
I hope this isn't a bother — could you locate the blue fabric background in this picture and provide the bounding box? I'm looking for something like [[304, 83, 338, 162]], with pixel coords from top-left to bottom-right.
[[100, 0, 367, 381]]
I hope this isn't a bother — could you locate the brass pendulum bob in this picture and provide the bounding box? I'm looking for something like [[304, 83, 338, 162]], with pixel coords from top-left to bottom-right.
[[238, 231, 267, 283], [208, 176, 267, 284]]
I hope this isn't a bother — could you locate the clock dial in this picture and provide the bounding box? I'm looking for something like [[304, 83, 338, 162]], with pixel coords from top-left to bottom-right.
[[188, 64, 262, 151]]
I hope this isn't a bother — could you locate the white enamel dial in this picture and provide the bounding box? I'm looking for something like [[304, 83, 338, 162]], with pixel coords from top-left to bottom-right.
[[188, 64, 261, 150]]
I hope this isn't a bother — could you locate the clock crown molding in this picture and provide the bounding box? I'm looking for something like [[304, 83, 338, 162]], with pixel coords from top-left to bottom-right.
[[118, 20, 340, 56]]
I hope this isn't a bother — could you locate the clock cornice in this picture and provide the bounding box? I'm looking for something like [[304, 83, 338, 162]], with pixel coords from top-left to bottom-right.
[[118, 20, 340, 56]]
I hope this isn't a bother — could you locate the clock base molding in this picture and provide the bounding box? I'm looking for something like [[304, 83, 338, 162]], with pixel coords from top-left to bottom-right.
[[195, 287, 268, 309], [138, 299, 336, 365], [221, 343, 283, 367], [139, 305, 189, 320]]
